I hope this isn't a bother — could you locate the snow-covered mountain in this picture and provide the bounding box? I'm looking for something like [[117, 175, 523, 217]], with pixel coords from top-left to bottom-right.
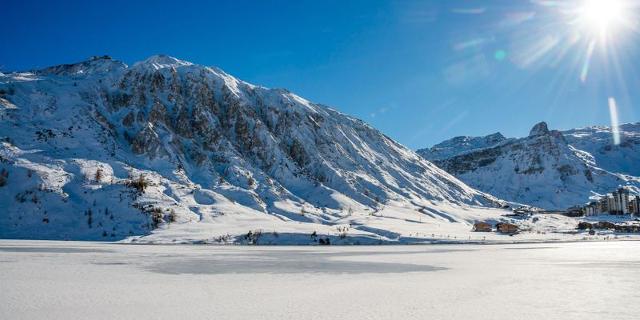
[[563, 123, 640, 177], [0, 55, 505, 243], [418, 132, 512, 161], [418, 122, 640, 210]]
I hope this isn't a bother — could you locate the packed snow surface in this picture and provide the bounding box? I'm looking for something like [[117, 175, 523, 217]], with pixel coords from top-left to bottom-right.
[[1, 240, 639, 320]]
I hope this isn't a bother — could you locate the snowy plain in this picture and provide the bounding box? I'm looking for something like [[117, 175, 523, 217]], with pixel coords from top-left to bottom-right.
[[1, 240, 639, 320]]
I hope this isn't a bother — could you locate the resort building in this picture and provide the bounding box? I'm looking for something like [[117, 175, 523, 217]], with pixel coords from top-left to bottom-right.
[[578, 186, 638, 217], [630, 196, 640, 216], [584, 201, 598, 216], [611, 187, 630, 215]]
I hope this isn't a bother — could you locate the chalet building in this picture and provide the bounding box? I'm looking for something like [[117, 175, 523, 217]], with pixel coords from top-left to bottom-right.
[[496, 222, 518, 234], [472, 222, 492, 232]]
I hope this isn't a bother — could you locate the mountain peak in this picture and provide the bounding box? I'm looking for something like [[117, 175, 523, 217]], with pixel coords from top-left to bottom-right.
[[134, 54, 193, 70], [529, 122, 549, 137], [486, 132, 506, 140], [417, 131, 509, 161], [34, 56, 127, 76]]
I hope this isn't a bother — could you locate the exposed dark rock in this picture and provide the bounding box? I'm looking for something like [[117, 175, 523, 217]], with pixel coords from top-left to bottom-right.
[[529, 121, 549, 137]]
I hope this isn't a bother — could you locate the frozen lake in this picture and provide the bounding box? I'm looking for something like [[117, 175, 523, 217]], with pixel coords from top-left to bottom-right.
[[1, 240, 639, 319]]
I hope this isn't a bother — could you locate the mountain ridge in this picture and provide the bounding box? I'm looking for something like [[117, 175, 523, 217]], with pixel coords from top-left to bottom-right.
[[418, 121, 640, 210], [0, 55, 507, 243]]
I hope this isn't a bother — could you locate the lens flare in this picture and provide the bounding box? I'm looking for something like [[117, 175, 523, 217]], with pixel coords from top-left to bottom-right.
[[608, 97, 621, 145]]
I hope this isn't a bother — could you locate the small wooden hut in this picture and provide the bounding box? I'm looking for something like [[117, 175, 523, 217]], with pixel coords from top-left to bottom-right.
[[496, 222, 519, 234], [472, 222, 492, 232]]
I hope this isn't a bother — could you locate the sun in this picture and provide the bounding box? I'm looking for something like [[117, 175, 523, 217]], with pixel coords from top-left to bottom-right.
[[578, 0, 626, 36]]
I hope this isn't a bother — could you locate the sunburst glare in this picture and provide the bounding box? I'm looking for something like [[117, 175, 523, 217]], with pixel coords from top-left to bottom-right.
[[559, 0, 638, 83], [450, 0, 638, 144], [577, 0, 626, 37]]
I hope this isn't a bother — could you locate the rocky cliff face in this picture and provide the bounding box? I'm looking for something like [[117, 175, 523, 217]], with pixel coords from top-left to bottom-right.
[[418, 122, 640, 210], [0, 55, 502, 242]]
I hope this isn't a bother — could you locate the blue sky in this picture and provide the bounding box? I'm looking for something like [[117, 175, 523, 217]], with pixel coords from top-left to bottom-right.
[[2, 0, 639, 148]]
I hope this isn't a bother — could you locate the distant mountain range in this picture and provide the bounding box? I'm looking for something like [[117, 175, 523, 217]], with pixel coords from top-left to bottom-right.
[[418, 122, 640, 210], [0, 55, 505, 242]]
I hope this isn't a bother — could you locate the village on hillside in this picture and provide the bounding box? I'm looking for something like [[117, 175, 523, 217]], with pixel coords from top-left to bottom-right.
[[472, 186, 640, 236]]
